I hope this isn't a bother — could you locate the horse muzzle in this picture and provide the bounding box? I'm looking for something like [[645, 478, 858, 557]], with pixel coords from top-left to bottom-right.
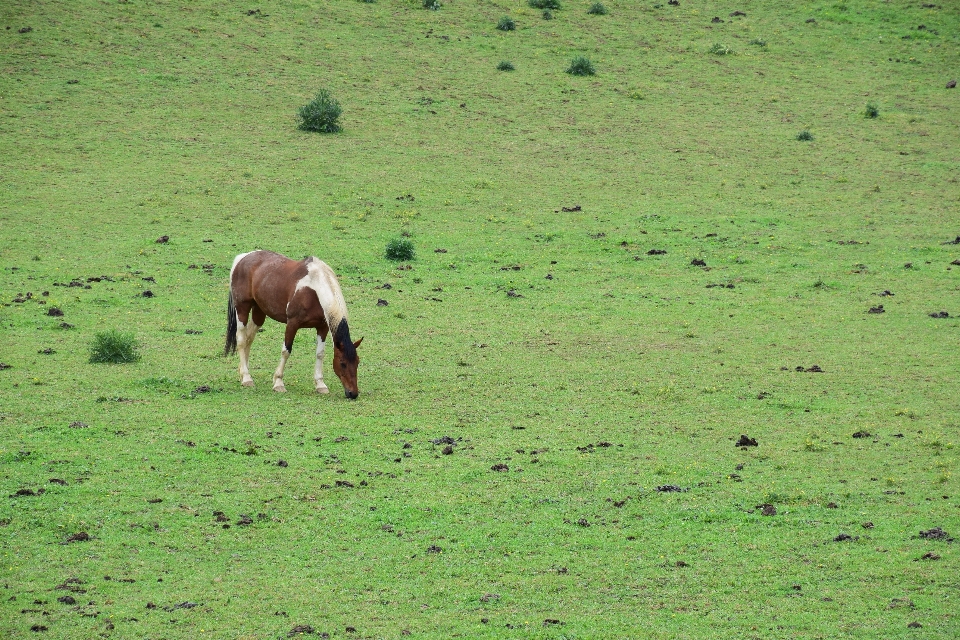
[[344, 390, 359, 400]]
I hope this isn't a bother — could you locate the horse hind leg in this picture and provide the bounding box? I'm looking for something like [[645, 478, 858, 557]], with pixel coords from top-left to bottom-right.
[[272, 323, 298, 392], [236, 307, 262, 387]]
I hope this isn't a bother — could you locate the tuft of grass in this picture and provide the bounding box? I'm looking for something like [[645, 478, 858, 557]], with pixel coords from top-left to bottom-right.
[[89, 330, 141, 364], [297, 89, 342, 133], [385, 238, 416, 261], [529, 0, 561, 9], [496, 60, 515, 71], [708, 43, 733, 56], [587, 2, 608, 15], [749, 38, 767, 47], [566, 55, 596, 76], [796, 130, 814, 141], [542, 10, 554, 19], [496, 16, 515, 31], [423, 0, 440, 10], [864, 103, 879, 118]]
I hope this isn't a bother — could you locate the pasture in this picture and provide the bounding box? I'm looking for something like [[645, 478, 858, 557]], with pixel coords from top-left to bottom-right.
[[1, 0, 959, 637]]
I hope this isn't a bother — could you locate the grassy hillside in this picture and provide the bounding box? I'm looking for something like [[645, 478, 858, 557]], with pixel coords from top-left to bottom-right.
[[1, 1, 959, 637]]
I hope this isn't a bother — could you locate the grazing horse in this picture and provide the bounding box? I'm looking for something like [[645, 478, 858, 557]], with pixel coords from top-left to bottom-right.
[[224, 251, 361, 398]]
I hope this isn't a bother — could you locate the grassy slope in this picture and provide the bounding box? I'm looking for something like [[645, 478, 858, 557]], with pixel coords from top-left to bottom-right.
[[1, 0, 959, 637]]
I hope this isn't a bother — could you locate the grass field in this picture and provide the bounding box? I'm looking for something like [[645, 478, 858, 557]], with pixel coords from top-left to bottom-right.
[[2, 0, 959, 637]]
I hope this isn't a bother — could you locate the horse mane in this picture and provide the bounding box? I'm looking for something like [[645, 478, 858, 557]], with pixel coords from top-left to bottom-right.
[[333, 319, 357, 363], [298, 257, 348, 329]]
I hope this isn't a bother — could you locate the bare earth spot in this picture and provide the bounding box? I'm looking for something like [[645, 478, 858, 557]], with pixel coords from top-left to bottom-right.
[[735, 434, 758, 447]]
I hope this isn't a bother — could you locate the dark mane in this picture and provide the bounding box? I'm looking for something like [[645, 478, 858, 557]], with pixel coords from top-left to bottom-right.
[[333, 319, 357, 362]]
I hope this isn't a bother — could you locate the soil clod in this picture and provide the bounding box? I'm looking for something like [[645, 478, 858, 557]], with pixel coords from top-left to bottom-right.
[[929, 311, 950, 318], [57, 595, 76, 605], [833, 533, 855, 542], [376, 299, 388, 306], [656, 485, 687, 492], [64, 532, 90, 543], [690, 258, 707, 267], [868, 305, 884, 313], [491, 463, 509, 472], [760, 504, 777, 516], [918, 526, 951, 540], [852, 431, 871, 439], [561, 205, 581, 212], [47, 307, 64, 317], [155, 235, 169, 243], [735, 434, 758, 447], [647, 249, 667, 255]]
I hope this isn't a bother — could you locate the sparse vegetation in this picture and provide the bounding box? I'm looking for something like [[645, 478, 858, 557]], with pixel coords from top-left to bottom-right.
[[296, 89, 342, 133], [749, 38, 767, 46], [385, 237, 416, 261], [89, 330, 141, 364], [528, 0, 561, 9], [566, 55, 596, 76], [496, 16, 515, 31], [708, 43, 733, 55], [587, 2, 608, 15]]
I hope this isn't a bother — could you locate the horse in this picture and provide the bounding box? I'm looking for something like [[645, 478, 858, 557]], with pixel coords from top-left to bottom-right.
[[224, 251, 362, 398]]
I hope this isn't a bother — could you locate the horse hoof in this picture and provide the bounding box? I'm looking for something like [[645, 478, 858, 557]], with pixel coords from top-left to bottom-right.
[[273, 385, 287, 393], [242, 380, 254, 388], [316, 385, 329, 394]]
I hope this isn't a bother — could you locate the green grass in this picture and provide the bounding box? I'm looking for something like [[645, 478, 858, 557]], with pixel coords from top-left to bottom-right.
[[88, 329, 141, 364], [2, 0, 960, 638]]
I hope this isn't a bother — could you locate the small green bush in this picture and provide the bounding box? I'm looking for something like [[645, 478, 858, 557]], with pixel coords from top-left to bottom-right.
[[796, 130, 814, 141], [566, 56, 595, 76], [385, 238, 416, 261], [529, 0, 561, 9], [497, 16, 516, 31], [542, 10, 554, 19], [497, 60, 515, 71], [708, 43, 733, 56], [749, 38, 767, 47], [587, 2, 608, 15], [297, 89, 342, 133], [423, 0, 440, 9], [864, 103, 879, 118], [90, 330, 141, 364]]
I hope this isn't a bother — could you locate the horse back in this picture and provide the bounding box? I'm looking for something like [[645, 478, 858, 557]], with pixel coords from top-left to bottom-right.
[[231, 251, 308, 323]]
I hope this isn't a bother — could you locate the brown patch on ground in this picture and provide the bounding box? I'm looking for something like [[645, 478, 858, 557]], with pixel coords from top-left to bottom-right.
[[735, 435, 758, 447]]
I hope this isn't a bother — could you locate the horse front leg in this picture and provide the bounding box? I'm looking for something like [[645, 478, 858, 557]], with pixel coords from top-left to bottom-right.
[[273, 323, 299, 392], [314, 330, 329, 394]]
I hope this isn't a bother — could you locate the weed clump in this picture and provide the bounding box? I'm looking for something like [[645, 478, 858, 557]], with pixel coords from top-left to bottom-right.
[[708, 43, 733, 56], [749, 38, 767, 47], [497, 60, 515, 71], [864, 103, 879, 118], [385, 238, 416, 261], [497, 16, 515, 31], [796, 130, 814, 141], [566, 56, 595, 76], [542, 10, 553, 19], [587, 2, 608, 15], [297, 89, 342, 133], [90, 330, 141, 364], [529, 0, 561, 8], [423, 0, 440, 9]]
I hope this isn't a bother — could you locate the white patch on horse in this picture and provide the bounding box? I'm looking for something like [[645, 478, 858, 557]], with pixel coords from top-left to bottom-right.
[[294, 259, 347, 330], [314, 335, 329, 393], [230, 251, 256, 281], [236, 318, 258, 387], [273, 345, 290, 392]]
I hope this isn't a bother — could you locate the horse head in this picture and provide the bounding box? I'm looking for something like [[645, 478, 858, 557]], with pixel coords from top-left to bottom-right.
[[332, 336, 362, 399]]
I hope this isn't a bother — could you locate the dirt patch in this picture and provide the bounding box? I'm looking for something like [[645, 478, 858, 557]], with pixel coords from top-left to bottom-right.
[[647, 249, 667, 255], [442, 445, 454, 455], [431, 436, 456, 445], [690, 258, 707, 267], [236, 514, 253, 526], [57, 595, 76, 605], [916, 552, 940, 561], [506, 289, 523, 298], [867, 305, 885, 313], [852, 431, 871, 439], [64, 532, 90, 543], [735, 434, 758, 447], [833, 533, 857, 542], [760, 504, 777, 516], [796, 365, 823, 373], [426, 545, 442, 553], [560, 205, 581, 212], [490, 463, 509, 472], [155, 235, 169, 244], [918, 527, 952, 540], [47, 307, 64, 317], [49, 478, 67, 486], [656, 485, 687, 492], [929, 311, 950, 318], [0, 363, 10, 370]]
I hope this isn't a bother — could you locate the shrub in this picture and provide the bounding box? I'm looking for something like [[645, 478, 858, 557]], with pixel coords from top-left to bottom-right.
[[497, 60, 515, 71], [587, 2, 607, 15], [542, 10, 554, 19], [708, 43, 733, 56], [497, 16, 515, 31], [385, 238, 416, 261], [796, 130, 814, 141], [749, 38, 767, 47], [297, 89, 342, 133], [566, 56, 595, 76], [423, 0, 440, 9], [864, 103, 879, 118], [529, 0, 561, 9], [90, 330, 141, 364]]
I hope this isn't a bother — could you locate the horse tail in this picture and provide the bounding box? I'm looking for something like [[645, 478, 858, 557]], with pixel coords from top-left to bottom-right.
[[224, 289, 237, 356]]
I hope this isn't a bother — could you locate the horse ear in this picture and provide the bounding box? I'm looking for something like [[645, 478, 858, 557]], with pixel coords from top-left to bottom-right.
[[353, 337, 363, 348]]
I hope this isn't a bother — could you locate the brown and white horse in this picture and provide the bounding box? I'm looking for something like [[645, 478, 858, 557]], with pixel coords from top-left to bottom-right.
[[224, 251, 361, 398]]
